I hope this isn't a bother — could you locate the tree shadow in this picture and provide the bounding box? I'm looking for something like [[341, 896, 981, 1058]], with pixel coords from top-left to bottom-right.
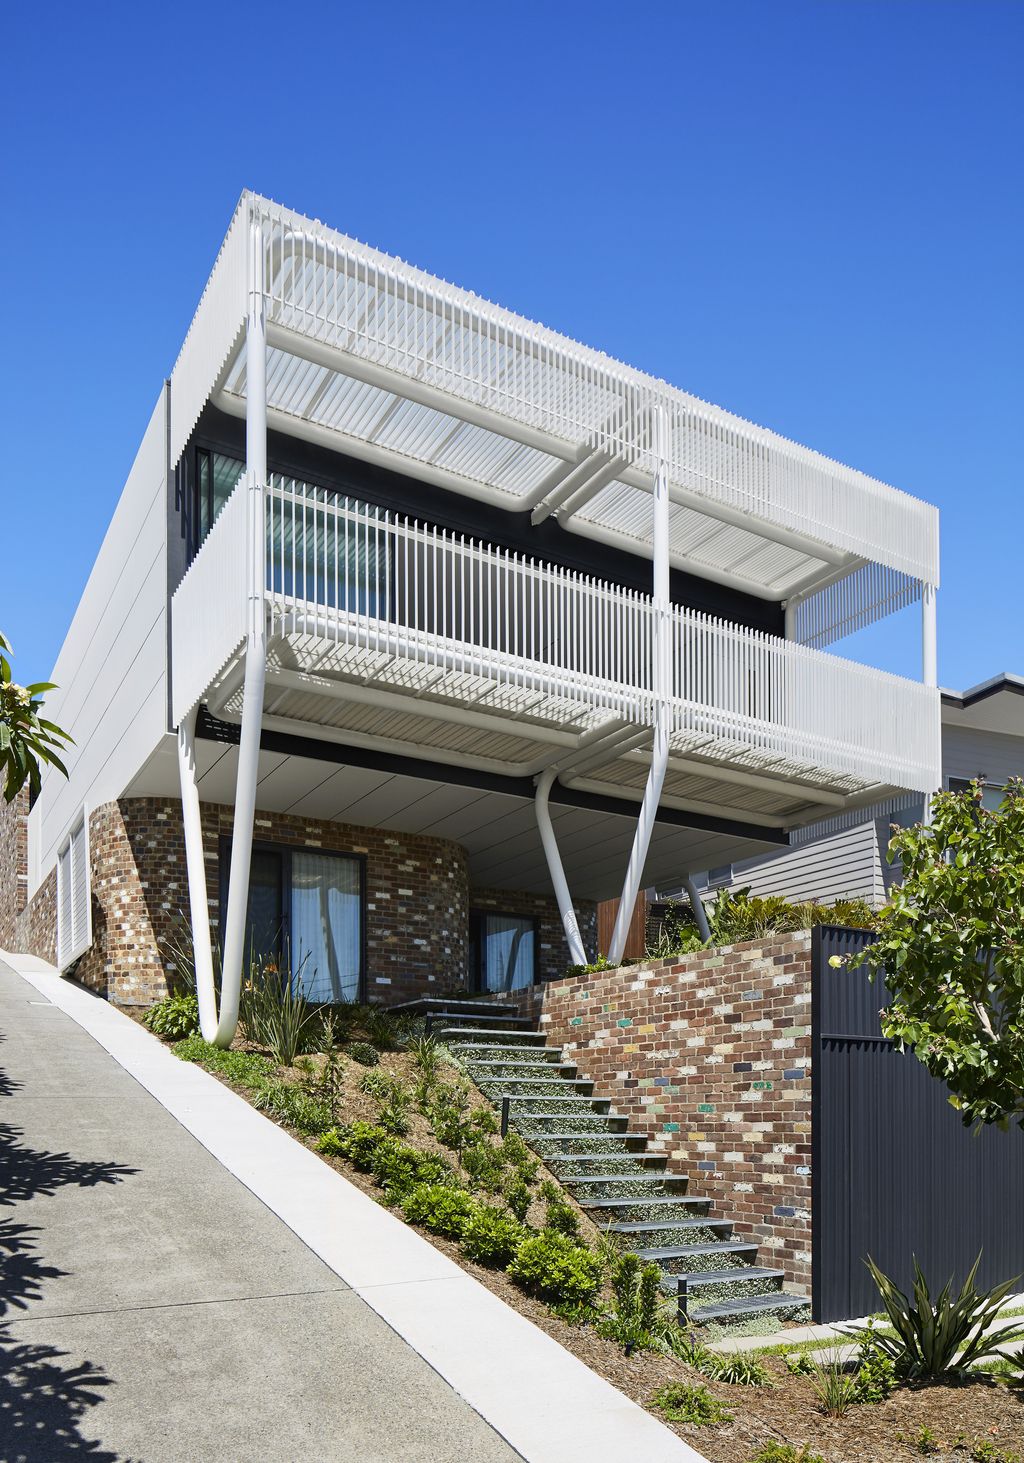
[[0, 1128, 142, 1459], [0, 1327, 132, 1460], [0, 1123, 138, 1208]]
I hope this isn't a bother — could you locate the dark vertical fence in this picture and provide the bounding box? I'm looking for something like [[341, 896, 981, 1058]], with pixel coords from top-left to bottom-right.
[[812, 925, 1024, 1322]]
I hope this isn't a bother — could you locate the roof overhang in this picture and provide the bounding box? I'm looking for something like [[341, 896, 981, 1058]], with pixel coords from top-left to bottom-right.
[[941, 674, 1024, 736]]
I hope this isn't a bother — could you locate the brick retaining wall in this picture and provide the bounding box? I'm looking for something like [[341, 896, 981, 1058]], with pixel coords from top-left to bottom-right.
[[494, 936, 815, 1293]]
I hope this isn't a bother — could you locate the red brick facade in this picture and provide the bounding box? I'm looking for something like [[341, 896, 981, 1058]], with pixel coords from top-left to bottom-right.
[[0, 787, 29, 951], [505, 936, 814, 1294], [8, 797, 590, 1009]]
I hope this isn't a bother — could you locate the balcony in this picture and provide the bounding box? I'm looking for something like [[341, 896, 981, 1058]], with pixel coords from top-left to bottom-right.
[[171, 478, 940, 832]]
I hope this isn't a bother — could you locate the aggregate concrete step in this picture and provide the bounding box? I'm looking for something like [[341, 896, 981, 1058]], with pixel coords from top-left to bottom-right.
[[547, 1152, 666, 1175], [462, 1059, 580, 1078], [507, 1097, 614, 1116], [450, 1043, 565, 1063], [475, 1077, 596, 1097], [391, 997, 521, 1018], [561, 1173, 690, 1196], [638, 1239, 759, 1271], [606, 1218, 733, 1241]]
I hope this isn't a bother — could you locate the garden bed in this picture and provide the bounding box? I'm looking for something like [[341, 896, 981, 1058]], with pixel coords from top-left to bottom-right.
[[137, 1003, 1023, 1463]]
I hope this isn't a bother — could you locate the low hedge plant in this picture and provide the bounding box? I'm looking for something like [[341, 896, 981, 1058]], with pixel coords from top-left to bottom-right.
[[507, 1229, 603, 1307], [400, 1182, 477, 1239], [460, 1205, 526, 1267]]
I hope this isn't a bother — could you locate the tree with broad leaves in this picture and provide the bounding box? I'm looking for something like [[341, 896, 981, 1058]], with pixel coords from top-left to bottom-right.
[[0, 630, 72, 803], [839, 778, 1024, 1130]]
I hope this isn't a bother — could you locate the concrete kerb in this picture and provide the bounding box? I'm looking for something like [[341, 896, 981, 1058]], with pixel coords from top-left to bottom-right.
[[1, 952, 709, 1463]]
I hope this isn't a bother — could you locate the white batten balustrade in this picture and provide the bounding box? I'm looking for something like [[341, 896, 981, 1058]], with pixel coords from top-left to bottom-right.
[[172, 477, 941, 806]]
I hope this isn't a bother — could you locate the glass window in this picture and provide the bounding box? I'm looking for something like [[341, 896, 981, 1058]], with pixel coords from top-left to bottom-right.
[[475, 912, 536, 993], [948, 778, 1006, 812], [290, 850, 362, 1003], [224, 842, 363, 1003]]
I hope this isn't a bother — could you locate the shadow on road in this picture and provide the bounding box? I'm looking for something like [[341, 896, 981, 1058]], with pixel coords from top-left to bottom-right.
[[0, 1056, 142, 1461]]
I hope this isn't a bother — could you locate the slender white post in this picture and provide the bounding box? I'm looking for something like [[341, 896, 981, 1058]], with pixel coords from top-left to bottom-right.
[[922, 583, 937, 687], [534, 768, 588, 967], [608, 404, 672, 966], [216, 211, 269, 1044], [921, 581, 938, 824]]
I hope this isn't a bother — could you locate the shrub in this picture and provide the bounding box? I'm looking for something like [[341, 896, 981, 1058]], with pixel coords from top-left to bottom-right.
[[429, 1082, 473, 1151], [361, 1005, 414, 1052], [784, 1350, 816, 1376], [650, 1382, 732, 1427], [469, 1105, 498, 1136], [239, 958, 320, 1066], [376, 1091, 412, 1137], [359, 1069, 396, 1099], [507, 1231, 602, 1306], [749, 1446, 826, 1463], [853, 1324, 896, 1402], [408, 1034, 443, 1082], [810, 1346, 861, 1417], [249, 1078, 330, 1135], [596, 1252, 664, 1354], [500, 1131, 539, 1185], [347, 1041, 379, 1067], [301, 1045, 346, 1126], [316, 1128, 346, 1157], [503, 1176, 532, 1222], [862, 1252, 1024, 1379], [544, 1196, 580, 1240], [336, 1121, 390, 1169], [143, 992, 200, 1040], [172, 1037, 274, 1086], [370, 1140, 451, 1199], [400, 1183, 476, 1239], [461, 1205, 526, 1267], [462, 1140, 506, 1192], [711, 1353, 773, 1387]]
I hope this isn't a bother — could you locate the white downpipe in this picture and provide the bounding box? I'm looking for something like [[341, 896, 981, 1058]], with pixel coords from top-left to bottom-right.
[[534, 768, 588, 968], [683, 875, 712, 943], [607, 405, 672, 967], [212, 211, 268, 1045]]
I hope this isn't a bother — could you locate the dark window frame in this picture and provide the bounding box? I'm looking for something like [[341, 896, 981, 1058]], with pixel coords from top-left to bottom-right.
[[469, 908, 539, 993], [218, 836, 367, 1003]]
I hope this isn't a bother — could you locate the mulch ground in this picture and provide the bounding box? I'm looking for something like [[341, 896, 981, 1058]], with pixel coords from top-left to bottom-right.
[[139, 1025, 1024, 1463]]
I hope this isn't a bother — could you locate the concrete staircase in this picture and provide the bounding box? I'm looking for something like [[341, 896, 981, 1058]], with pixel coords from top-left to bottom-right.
[[418, 999, 809, 1330]]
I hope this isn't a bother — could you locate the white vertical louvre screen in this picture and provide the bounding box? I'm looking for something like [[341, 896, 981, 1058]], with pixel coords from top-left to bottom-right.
[[792, 563, 925, 649], [56, 811, 91, 970]]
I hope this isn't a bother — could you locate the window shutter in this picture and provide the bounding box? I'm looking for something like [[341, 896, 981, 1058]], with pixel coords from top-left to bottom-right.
[[56, 811, 91, 969]]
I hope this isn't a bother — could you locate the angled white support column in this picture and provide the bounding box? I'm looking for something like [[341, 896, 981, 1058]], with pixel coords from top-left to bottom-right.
[[607, 404, 672, 967], [178, 210, 268, 1046], [534, 768, 588, 968], [683, 875, 712, 943]]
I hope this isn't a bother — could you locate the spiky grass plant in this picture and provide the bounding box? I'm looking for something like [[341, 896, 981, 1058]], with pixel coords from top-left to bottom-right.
[[862, 1252, 1024, 1379]]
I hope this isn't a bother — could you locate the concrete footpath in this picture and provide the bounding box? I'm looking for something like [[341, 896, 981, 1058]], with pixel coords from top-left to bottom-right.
[[0, 955, 706, 1463]]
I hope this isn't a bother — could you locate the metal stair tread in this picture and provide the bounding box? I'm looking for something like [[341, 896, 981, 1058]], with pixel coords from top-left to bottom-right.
[[685, 1266, 786, 1289], [636, 1240, 758, 1260], [462, 1059, 578, 1072], [436, 1023, 538, 1038], [562, 1173, 685, 1186], [689, 1292, 809, 1323], [606, 1218, 731, 1236], [581, 1194, 712, 1211], [532, 1131, 637, 1142]]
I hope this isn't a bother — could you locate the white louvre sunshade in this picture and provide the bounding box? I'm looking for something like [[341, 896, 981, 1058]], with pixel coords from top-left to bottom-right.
[[172, 193, 938, 643]]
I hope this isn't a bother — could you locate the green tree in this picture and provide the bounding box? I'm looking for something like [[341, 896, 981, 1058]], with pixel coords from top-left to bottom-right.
[[0, 631, 72, 802], [844, 779, 1024, 1129]]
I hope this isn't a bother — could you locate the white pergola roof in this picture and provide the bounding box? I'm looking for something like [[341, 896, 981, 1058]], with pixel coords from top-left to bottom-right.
[[170, 193, 938, 638]]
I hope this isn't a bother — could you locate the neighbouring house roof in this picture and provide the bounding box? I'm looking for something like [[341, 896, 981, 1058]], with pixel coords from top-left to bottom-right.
[[940, 674, 1024, 736]]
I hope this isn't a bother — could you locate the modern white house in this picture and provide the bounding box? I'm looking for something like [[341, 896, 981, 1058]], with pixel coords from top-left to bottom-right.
[[686, 672, 1024, 909], [1, 192, 942, 1040]]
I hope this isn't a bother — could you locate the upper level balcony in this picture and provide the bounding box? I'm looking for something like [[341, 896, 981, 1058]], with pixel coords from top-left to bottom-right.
[[171, 474, 940, 833]]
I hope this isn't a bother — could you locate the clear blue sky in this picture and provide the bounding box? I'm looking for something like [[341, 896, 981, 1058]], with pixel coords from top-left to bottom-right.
[[1, 0, 1020, 691]]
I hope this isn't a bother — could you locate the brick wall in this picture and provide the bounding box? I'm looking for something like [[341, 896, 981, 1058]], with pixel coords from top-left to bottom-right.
[[469, 886, 597, 985], [505, 935, 815, 1294], [9, 797, 586, 1011], [0, 787, 29, 950]]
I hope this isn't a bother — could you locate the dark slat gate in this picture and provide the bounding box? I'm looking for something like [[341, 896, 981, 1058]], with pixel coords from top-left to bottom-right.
[[812, 925, 1024, 1322]]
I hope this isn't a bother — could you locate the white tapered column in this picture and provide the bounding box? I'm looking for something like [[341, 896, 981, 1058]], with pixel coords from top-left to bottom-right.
[[216, 211, 268, 1044], [535, 768, 588, 968], [177, 709, 220, 1038], [607, 405, 672, 966]]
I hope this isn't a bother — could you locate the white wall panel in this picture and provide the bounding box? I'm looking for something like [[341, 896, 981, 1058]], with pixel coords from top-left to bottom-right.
[[29, 396, 169, 893]]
